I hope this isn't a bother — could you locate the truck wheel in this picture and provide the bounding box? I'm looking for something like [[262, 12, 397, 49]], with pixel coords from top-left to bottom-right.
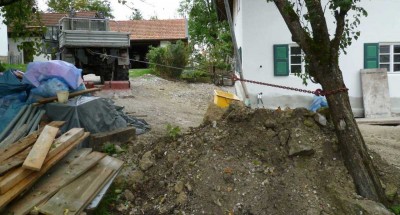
[[115, 66, 129, 81]]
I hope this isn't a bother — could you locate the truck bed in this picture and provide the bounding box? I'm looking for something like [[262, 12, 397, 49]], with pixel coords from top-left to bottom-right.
[[59, 30, 130, 48]]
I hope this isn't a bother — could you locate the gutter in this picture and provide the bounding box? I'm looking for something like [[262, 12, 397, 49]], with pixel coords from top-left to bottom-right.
[[223, 0, 250, 102]]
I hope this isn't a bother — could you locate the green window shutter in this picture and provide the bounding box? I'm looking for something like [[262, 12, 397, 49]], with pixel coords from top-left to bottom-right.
[[274, 44, 289, 76], [364, 43, 379, 69]]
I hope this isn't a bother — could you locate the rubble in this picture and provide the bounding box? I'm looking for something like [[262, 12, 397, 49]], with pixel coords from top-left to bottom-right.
[[115, 103, 400, 214]]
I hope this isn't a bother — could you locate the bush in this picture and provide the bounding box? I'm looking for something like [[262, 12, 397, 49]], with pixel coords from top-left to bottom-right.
[[147, 40, 189, 79], [180, 70, 211, 83]]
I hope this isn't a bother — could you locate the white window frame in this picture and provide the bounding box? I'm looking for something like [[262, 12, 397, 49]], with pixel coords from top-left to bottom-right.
[[379, 43, 400, 73], [289, 44, 305, 74]]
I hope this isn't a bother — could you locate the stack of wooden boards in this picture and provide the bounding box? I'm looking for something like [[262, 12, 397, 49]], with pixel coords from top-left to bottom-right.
[[0, 121, 124, 214]]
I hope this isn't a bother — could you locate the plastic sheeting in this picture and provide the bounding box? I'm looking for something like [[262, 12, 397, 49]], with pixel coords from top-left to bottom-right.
[[23, 60, 83, 90], [0, 70, 28, 131], [44, 96, 150, 135], [309, 96, 328, 112], [0, 70, 29, 97]]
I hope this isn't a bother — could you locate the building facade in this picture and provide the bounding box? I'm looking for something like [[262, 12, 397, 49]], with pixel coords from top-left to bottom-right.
[[217, 0, 400, 117], [0, 15, 8, 63]]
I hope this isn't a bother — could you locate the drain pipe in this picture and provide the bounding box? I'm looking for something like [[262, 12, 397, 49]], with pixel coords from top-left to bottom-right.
[[223, 0, 250, 106]]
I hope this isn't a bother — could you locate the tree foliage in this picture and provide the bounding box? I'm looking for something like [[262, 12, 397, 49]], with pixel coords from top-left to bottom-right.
[[46, 0, 113, 18], [130, 9, 143, 20], [146, 41, 189, 79], [179, 0, 232, 73], [1, 0, 45, 56]]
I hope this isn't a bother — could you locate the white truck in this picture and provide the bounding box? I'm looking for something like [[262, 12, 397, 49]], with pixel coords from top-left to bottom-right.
[[58, 14, 130, 83]]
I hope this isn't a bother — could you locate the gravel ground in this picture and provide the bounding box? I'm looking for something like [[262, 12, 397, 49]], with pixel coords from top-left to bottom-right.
[[97, 74, 234, 138]]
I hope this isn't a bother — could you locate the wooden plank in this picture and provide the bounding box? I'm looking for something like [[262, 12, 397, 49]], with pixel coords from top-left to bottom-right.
[[0, 132, 89, 209], [33, 88, 101, 106], [39, 156, 123, 215], [0, 147, 31, 175], [0, 129, 84, 194], [7, 151, 105, 215], [0, 124, 29, 149], [0, 121, 65, 164], [22, 125, 59, 171]]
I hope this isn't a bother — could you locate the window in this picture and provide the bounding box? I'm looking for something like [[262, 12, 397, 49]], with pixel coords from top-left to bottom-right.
[[273, 44, 305, 76], [289, 46, 305, 74], [364, 43, 400, 72]]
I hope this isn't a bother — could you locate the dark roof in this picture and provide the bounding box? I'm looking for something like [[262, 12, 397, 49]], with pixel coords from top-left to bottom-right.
[[40, 11, 97, 26], [214, 0, 233, 21], [110, 19, 188, 41]]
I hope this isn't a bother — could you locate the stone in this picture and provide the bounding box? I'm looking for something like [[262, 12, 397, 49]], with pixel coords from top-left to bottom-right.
[[124, 189, 135, 201], [314, 113, 327, 126], [174, 181, 185, 193], [287, 129, 315, 157], [176, 192, 188, 205], [278, 129, 290, 145], [139, 151, 155, 171], [130, 170, 144, 185], [115, 145, 125, 153], [385, 183, 398, 201], [116, 203, 129, 212]]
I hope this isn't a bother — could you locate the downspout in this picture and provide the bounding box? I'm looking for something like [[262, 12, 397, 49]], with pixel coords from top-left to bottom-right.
[[223, 0, 250, 104]]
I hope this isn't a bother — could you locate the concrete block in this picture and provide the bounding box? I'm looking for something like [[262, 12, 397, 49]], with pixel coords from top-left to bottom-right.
[[89, 127, 136, 151], [360, 69, 391, 118], [102, 81, 131, 90]]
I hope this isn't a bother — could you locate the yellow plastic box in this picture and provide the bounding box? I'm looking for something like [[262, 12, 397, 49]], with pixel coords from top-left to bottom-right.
[[213, 90, 240, 108]]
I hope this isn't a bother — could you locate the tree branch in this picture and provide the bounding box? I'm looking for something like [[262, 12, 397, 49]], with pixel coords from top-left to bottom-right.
[[331, 7, 350, 51], [303, 0, 330, 47], [272, 0, 312, 55]]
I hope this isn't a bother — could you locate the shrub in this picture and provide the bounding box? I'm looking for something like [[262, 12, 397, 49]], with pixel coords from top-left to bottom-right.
[[147, 40, 189, 79], [0, 62, 5, 72]]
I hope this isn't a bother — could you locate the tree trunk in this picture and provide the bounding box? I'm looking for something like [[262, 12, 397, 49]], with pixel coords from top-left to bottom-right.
[[317, 65, 388, 206]]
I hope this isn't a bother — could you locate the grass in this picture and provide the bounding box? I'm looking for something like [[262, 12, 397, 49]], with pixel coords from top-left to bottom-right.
[[129, 68, 154, 78], [1, 64, 27, 72]]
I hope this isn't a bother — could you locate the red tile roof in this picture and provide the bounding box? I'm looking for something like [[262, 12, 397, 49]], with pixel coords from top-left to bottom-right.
[[40, 11, 97, 26], [109, 19, 188, 41]]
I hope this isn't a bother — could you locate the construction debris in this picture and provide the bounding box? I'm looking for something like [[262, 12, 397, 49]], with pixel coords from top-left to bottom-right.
[[0, 121, 123, 214]]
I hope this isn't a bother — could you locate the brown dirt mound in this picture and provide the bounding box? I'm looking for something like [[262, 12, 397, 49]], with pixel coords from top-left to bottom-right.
[[114, 103, 400, 215]]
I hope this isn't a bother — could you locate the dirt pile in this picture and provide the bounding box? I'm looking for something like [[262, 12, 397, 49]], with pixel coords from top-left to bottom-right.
[[114, 103, 400, 215]]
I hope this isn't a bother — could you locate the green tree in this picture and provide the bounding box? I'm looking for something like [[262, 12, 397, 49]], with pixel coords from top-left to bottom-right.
[[46, 0, 113, 18], [147, 41, 189, 79], [1, 0, 45, 57], [179, 0, 232, 76], [264, 0, 387, 204], [130, 8, 143, 20]]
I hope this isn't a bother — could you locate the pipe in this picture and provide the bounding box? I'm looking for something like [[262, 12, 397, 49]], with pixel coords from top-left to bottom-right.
[[28, 109, 46, 134], [14, 105, 32, 130], [0, 105, 28, 142]]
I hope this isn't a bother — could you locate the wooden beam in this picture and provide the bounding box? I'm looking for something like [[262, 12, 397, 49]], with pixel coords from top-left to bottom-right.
[[39, 155, 123, 214], [0, 121, 65, 164], [0, 132, 89, 209], [22, 126, 59, 171], [0, 147, 31, 175], [33, 88, 101, 106], [0, 129, 84, 194], [8, 151, 105, 215]]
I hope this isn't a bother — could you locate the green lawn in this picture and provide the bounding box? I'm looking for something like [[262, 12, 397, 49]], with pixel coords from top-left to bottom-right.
[[129, 68, 154, 78], [1, 64, 27, 72]]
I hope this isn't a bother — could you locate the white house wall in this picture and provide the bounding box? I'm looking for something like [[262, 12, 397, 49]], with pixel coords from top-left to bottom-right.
[[236, 0, 400, 117], [0, 15, 8, 62], [8, 37, 51, 63]]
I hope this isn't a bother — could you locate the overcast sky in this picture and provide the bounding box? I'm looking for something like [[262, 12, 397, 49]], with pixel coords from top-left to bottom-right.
[[37, 0, 183, 20]]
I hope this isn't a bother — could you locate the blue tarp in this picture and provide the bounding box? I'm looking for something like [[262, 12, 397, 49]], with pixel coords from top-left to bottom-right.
[[0, 70, 29, 97], [0, 70, 28, 131]]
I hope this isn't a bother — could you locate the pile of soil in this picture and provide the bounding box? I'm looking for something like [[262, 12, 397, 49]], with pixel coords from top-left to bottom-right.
[[113, 103, 400, 215]]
